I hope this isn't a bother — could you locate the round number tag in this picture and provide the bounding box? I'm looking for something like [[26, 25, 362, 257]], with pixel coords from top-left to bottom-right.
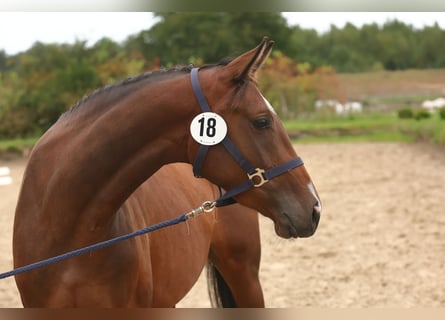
[[190, 112, 227, 146]]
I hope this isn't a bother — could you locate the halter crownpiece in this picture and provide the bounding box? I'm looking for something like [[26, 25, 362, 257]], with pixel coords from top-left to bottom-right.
[[190, 67, 304, 207]]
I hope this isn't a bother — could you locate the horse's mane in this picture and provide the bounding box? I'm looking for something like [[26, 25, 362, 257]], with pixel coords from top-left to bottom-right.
[[63, 65, 192, 116], [62, 57, 234, 118]]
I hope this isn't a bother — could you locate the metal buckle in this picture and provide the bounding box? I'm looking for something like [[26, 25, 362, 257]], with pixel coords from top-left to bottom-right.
[[248, 168, 268, 187], [185, 201, 216, 219]]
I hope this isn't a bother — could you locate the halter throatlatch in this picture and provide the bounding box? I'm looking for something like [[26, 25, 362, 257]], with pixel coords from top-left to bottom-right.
[[190, 67, 304, 207]]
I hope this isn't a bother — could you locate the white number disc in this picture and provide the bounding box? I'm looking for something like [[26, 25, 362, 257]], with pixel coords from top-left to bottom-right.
[[190, 112, 227, 146]]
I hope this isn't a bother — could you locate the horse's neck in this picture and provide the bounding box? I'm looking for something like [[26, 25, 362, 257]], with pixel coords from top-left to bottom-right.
[[32, 76, 197, 225]]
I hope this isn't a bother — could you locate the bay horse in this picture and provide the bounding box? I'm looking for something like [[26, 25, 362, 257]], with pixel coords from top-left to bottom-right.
[[123, 163, 263, 307], [13, 37, 321, 307]]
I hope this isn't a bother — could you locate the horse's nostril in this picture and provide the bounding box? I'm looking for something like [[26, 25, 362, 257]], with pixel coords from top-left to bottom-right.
[[312, 201, 321, 227], [313, 203, 321, 215]]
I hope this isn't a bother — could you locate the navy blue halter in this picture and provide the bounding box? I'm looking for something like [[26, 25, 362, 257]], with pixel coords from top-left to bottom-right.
[[190, 67, 304, 207]]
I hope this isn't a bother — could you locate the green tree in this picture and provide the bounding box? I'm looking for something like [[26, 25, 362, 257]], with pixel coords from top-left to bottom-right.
[[12, 41, 102, 132], [0, 49, 7, 71], [415, 23, 445, 68], [125, 12, 292, 66], [91, 37, 122, 64], [377, 20, 416, 70], [287, 26, 322, 66]]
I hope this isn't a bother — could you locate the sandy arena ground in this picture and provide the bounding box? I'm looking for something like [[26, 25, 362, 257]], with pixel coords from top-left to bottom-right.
[[1, 142, 444, 307]]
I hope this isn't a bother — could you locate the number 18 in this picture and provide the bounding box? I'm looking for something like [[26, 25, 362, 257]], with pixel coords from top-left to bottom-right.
[[198, 117, 217, 137]]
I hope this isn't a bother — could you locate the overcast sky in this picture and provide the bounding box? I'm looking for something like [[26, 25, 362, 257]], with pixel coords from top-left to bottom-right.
[[1, 12, 444, 55], [0, 12, 157, 55]]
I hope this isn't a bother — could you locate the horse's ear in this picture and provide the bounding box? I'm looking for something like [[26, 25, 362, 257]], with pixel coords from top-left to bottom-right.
[[222, 37, 274, 83]]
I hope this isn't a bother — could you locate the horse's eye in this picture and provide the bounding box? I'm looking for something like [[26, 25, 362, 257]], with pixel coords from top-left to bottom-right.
[[252, 117, 271, 129]]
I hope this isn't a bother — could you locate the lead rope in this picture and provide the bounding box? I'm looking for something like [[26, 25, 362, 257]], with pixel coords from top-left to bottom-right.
[[0, 201, 216, 280]]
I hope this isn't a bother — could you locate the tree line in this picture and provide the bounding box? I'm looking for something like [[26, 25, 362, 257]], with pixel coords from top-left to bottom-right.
[[1, 12, 445, 138], [126, 13, 445, 72]]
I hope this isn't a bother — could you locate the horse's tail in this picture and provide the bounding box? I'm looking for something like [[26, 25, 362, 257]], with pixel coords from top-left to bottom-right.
[[206, 261, 237, 308]]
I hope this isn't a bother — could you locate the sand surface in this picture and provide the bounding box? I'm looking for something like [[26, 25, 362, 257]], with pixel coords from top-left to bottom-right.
[[1, 142, 444, 307]]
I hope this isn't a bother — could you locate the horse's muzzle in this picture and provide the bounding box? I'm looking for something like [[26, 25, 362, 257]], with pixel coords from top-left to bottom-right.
[[278, 200, 320, 239]]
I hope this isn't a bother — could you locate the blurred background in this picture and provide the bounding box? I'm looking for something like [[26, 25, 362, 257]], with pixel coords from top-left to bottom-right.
[[1, 12, 445, 153]]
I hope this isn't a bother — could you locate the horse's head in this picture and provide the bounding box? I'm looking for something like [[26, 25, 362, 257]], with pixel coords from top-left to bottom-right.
[[187, 37, 321, 239]]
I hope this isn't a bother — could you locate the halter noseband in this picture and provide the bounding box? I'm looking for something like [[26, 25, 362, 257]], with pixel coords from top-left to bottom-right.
[[190, 67, 304, 207]]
